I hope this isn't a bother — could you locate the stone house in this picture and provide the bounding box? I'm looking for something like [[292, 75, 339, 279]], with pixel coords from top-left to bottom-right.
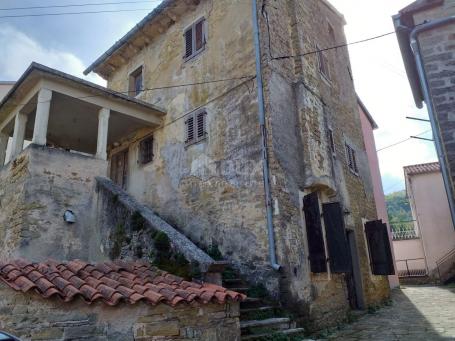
[[394, 0, 455, 229], [0, 0, 393, 338]]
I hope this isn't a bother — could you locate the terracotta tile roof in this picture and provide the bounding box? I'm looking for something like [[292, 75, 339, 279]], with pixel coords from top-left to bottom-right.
[[404, 162, 440, 176], [0, 259, 245, 307]]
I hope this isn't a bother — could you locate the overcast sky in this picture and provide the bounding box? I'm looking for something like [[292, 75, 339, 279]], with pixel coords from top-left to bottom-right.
[[0, 0, 436, 194]]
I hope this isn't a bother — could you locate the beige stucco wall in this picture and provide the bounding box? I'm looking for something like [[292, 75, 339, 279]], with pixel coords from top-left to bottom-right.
[[408, 171, 455, 274], [0, 282, 240, 341]]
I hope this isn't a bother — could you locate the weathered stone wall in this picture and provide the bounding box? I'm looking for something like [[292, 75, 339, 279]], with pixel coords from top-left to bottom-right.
[[412, 1, 455, 203], [0, 282, 240, 341], [0, 145, 108, 262], [257, 0, 389, 326], [106, 0, 280, 291]]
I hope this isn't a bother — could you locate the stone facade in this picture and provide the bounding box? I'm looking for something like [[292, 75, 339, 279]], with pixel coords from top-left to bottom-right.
[[89, 0, 390, 328], [409, 1, 455, 202], [0, 282, 240, 341]]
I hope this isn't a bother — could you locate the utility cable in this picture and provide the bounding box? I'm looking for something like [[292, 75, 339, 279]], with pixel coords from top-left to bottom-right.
[[0, 0, 160, 11], [377, 130, 432, 152]]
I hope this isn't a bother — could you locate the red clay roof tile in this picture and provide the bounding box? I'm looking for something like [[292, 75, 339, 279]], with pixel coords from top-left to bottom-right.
[[0, 259, 246, 307]]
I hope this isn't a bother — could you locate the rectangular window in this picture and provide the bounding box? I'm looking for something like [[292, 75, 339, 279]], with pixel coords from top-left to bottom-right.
[[317, 46, 330, 80], [184, 18, 206, 60], [328, 128, 335, 156], [345, 143, 358, 174], [139, 135, 154, 165], [129, 66, 143, 97], [185, 110, 207, 147]]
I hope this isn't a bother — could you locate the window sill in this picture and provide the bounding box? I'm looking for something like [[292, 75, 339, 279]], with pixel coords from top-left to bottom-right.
[[185, 136, 207, 149], [183, 46, 206, 63]]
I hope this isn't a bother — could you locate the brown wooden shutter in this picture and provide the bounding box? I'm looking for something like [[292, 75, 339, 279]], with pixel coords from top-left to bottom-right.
[[303, 192, 327, 273], [323, 202, 351, 273], [364, 220, 395, 275], [196, 111, 206, 139], [186, 116, 194, 143], [184, 28, 193, 58]]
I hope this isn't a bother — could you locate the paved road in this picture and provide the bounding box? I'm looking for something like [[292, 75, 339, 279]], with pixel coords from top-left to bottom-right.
[[324, 286, 455, 340]]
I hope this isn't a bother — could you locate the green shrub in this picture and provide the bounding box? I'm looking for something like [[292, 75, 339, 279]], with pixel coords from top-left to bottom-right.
[[207, 244, 223, 260], [131, 211, 146, 231]]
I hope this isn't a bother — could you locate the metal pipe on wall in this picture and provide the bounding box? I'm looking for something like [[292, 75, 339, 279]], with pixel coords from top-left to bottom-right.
[[251, 0, 281, 271]]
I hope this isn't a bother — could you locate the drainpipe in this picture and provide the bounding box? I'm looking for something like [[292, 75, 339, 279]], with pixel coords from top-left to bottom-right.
[[409, 16, 455, 230], [252, 0, 281, 271]]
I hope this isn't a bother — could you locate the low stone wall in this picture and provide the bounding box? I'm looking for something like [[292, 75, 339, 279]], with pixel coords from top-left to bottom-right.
[[0, 283, 241, 341], [0, 145, 108, 262]]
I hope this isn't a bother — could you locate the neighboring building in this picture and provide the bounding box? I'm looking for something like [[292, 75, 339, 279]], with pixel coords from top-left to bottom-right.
[[393, 162, 455, 283], [0, 82, 14, 100], [0, 0, 393, 337], [394, 0, 455, 228], [358, 97, 400, 288]]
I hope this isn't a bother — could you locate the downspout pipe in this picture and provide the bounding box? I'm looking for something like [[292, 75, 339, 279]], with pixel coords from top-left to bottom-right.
[[410, 16, 455, 230], [252, 0, 281, 271]]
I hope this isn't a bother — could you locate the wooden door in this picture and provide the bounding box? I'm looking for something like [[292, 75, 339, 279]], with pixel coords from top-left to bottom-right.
[[111, 149, 128, 190]]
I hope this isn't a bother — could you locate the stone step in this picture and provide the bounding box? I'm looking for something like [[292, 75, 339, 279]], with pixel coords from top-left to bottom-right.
[[241, 328, 306, 340], [240, 306, 275, 314], [240, 317, 290, 331], [223, 278, 243, 285], [228, 287, 249, 293]]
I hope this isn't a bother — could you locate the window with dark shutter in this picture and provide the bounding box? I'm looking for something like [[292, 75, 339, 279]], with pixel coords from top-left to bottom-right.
[[139, 135, 154, 165], [345, 143, 358, 174], [303, 192, 327, 273], [184, 28, 193, 59], [323, 202, 351, 273], [364, 220, 395, 275], [184, 18, 206, 61], [129, 66, 143, 97], [328, 128, 335, 155], [185, 110, 207, 147]]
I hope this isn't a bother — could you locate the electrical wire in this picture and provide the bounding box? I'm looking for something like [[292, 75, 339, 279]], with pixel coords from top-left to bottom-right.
[[377, 130, 432, 152], [0, 0, 160, 11], [0, 8, 156, 19]]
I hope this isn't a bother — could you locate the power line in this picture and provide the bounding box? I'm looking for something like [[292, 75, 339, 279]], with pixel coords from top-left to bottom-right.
[[5, 74, 256, 110], [0, 0, 159, 11], [0, 8, 155, 19], [272, 31, 396, 60], [377, 130, 432, 152]]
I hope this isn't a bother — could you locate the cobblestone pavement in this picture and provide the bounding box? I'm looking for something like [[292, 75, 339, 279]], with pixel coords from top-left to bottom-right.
[[321, 286, 455, 340]]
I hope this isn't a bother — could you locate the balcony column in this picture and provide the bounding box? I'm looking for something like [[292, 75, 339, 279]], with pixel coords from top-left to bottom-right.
[[32, 88, 52, 145], [11, 113, 28, 159], [96, 108, 110, 160], [0, 132, 8, 166]]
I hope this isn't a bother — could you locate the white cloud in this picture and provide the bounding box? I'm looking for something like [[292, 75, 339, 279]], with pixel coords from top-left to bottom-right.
[[0, 24, 105, 85]]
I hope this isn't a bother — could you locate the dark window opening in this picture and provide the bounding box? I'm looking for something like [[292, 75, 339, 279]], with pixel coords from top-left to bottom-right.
[[303, 192, 327, 273], [139, 135, 154, 165], [328, 128, 335, 155], [185, 110, 207, 147], [184, 18, 206, 60], [345, 143, 358, 174], [317, 47, 330, 80], [129, 66, 143, 97]]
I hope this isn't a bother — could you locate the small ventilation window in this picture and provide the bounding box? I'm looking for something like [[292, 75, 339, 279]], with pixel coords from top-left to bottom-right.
[[185, 110, 207, 147], [139, 135, 154, 165], [184, 18, 206, 61], [316, 44, 330, 80], [328, 128, 335, 156], [129, 66, 143, 97], [345, 143, 358, 174]]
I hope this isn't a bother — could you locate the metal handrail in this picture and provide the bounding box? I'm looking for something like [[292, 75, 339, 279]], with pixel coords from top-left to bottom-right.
[[395, 258, 427, 278], [436, 247, 455, 266]]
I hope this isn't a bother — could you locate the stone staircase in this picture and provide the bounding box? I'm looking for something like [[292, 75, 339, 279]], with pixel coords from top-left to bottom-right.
[[222, 276, 306, 340]]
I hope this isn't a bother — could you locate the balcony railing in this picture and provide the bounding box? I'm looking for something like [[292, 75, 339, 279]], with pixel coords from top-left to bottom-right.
[[396, 258, 427, 277], [391, 221, 418, 240]]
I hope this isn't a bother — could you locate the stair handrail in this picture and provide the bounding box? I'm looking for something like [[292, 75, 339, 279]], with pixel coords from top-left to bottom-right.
[[436, 247, 455, 267]]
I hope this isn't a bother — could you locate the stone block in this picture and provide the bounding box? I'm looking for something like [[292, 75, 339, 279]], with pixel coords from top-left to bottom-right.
[[31, 327, 64, 340]]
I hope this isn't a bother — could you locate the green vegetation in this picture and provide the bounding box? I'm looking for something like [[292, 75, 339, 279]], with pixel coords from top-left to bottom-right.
[[247, 283, 268, 298], [385, 190, 413, 228], [131, 211, 146, 231], [109, 223, 126, 259], [206, 243, 224, 261]]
